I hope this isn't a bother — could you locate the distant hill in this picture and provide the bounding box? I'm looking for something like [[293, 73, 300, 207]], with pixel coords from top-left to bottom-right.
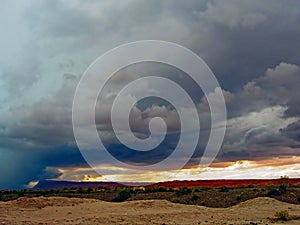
[[33, 178, 300, 190], [34, 180, 123, 190], [33, 180, 152, 190], [148, 178, 300, 188]]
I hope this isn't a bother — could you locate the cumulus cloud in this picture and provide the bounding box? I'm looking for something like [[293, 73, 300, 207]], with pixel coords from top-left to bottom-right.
[[224, 106, 298, 153], [201, 0, 268, 29]]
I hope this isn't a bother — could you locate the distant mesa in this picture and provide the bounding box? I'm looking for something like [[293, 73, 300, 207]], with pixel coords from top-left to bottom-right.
[[33, 180, 152, 190], [33, 178, 300, 190], [148, 178, 300, 189], [33, 180, 123, 190]]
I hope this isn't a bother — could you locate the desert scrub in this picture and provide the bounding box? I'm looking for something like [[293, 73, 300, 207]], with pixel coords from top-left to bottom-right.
[[191, 192, 199, 201], [112, 190, 131, 202], [170, 197, 180, 203], [219, 186, 229, 192], [235, 194, 241, 201], [275, 210, 289, 221], [176, 187, 192, 195]]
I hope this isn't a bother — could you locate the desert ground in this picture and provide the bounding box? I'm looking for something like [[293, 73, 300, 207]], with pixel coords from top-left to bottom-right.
[[0, 197, 300, 225]]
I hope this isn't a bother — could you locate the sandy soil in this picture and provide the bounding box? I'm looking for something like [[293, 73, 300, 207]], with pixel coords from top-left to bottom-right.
[[0, 197, 299, 225]]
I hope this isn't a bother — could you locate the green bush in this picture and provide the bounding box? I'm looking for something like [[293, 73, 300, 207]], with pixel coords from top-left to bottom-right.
[[112, 190, 131, 202], [219, 186, 229, 192], [279, 184, 287, 193], [86, 188, 93, 193], [76, 188, 84, 194], [275, 210, 289, 221], [200, 186, 210, 191], [144, 187, 154, 193], [170, 197, 180, 203], [176, 187, 192, 195], [236, 194, 241, 201], [191, 193, 199, 201], [167, 188, 175, 192], [267, 185, 287, 197], [157, 186, 167, 192], [192, 188, 201, 192]]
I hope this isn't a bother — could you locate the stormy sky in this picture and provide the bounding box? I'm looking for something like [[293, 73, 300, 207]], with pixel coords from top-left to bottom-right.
[[1, 0, 300, 189]]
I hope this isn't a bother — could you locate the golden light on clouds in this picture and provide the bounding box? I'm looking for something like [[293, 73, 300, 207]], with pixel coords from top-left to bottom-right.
[[52, 156, 300, 183]]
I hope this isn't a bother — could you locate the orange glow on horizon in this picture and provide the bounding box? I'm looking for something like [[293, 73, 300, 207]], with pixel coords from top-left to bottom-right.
[[45, 156, 300, 183]]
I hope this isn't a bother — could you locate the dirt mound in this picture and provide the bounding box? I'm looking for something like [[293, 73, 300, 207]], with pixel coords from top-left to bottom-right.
[[232, 197, 292, 208], [1, 197, 300, 224], [8, 196, 97, 208], [124, 199, 176, 208]]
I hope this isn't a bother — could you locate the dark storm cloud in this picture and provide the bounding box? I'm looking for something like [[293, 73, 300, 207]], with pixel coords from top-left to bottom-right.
[[1, 0, 300, 188], [195, 0, 300, 90], [281, 120, 300, 147], [0, 145, 86, 189], [0, 74, 76, 147]]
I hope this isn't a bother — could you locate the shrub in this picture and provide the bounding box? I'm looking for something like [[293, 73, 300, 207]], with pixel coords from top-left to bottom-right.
[[176, 187, 192, 195], [76, 188, 84, 194], [144, 187, 154, 193], [167, 188, 175, 192], [112, 190, 131, 202], [279, 184, 287, 193], [275, 210, 289, 221], [170, 197, 180, 203], [157, 186, 167, 192], [191, 192, 199, 201], [219, 186, 229, 192], [200, 186, 210, 191], [267, 188, 280, 196], [267, 185, 287, 197], [192, 188, 201, 192], [236, 194, 241, 201]]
